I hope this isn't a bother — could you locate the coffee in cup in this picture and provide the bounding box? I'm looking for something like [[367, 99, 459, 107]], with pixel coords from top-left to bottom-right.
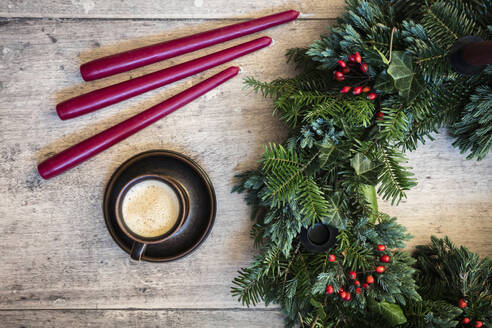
[[121, 179, 181, 238], [115, 175, 188, 260]]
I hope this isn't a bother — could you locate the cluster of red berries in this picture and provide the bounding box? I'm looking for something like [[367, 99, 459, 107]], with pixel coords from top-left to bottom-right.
[[325, 244, 391, 302], [375, 244, 389, 274], [458, 299, 483, 327], [333, 52, 377, 101]]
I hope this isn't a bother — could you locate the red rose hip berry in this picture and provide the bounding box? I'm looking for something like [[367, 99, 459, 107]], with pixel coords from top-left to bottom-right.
[[380, 255, 391, 263], [329, 254, 336, 262], [354, 52, 362, 63], [348, 271, 357, 280], [352, 86, 362, 95], [337, 60, 347, 68], [366, 275, 375, 284], [334, 71, 344, 80], [340, 86, 351, 93], [462, 318, 470, 324], [377, 244, 386, 251], [376, 266, 386, 273], [474, 321, 483, 328], [458, 298, 468, 309], [326, 285, 334, 294]]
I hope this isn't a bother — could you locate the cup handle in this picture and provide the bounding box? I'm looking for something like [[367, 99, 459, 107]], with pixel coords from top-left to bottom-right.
[[130, 242, 147, 261]]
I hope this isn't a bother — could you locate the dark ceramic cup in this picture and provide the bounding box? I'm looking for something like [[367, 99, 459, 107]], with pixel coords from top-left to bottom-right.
[[114, 174, 189, 261]]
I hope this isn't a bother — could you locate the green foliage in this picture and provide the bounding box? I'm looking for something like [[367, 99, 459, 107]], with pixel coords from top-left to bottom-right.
[[402, 236, 492, 327], [368, 299, 407, 326], [231, 244, 285, 306], [260, 143, 332, 227], [386, 51, 423, 103], [307, 0, 491, 156], [401, 300, 462, 328], [377, 106, 409, 142], [231, 0, 491, 326], [376, 144, 417, 205], [303, 97, 375, 127], [413, 237, 492, 303], [452, 84, 492, 160]]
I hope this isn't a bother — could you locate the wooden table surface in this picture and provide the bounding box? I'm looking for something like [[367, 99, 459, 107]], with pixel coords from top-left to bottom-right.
[[0, 1, 491, 327]]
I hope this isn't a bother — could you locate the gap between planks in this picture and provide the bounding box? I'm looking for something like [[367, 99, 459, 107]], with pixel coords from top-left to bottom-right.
[[0, 308, 281, 312], [0, 16, 335, 22]]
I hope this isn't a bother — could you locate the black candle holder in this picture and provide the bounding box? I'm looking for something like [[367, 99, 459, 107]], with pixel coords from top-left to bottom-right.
[[300, 223, 338, 252]]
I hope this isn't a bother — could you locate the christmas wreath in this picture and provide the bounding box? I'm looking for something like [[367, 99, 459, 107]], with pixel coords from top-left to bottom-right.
[[231, 1, 491, 327]]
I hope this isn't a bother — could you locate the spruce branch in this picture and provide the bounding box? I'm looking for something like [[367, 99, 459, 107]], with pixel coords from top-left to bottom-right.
[[451, 85, 492, 160], [424, 6, 459, 41], [377, 144, 417, 205], [282, 244, 301, 293]]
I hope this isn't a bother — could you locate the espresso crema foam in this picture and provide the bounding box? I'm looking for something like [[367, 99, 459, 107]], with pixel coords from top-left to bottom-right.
[[121, 179, 180, 238]]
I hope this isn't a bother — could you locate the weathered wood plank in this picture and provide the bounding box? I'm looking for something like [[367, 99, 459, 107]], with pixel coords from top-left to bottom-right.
[[0, 0, 346, 19], [379, 131, 492, 253], [0, 309, 284, 327], [0, 13, 491, 318], [0, 18, 329, 311]]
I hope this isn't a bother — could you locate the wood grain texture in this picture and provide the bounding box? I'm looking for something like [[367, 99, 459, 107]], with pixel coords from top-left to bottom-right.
[[0, 2, 491, 327], [379, 131, 492, 253], [0, 0, 346, 19], [0, 18, 328, 313], [0, 309, 284, 327]]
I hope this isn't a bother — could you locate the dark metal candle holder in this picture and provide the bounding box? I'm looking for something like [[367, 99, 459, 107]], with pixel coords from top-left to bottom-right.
[[300, 223, 338, 252]]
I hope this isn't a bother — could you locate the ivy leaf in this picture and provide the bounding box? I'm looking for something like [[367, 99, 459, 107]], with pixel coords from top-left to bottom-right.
[[322, 192, 346, 229], [350, 153, 379, 185], [361, 184, 378, 223], [318, 139, 336, 168], [387, 51, 423, 103], [350, 153, 376, 176], [368, 299, 407, 326], [406, 74, 426, 103], [373, 71, 395, 93]]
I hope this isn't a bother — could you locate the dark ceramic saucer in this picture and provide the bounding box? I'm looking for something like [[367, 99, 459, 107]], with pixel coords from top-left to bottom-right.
[[103, 150, 216, 262]]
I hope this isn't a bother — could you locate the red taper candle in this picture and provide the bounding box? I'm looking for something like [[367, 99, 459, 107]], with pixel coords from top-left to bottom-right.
[[462, 40, 492, 66], [80, 10, 299, 81], [58, 37, 271, 120], [38, 66, 239, 179]]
